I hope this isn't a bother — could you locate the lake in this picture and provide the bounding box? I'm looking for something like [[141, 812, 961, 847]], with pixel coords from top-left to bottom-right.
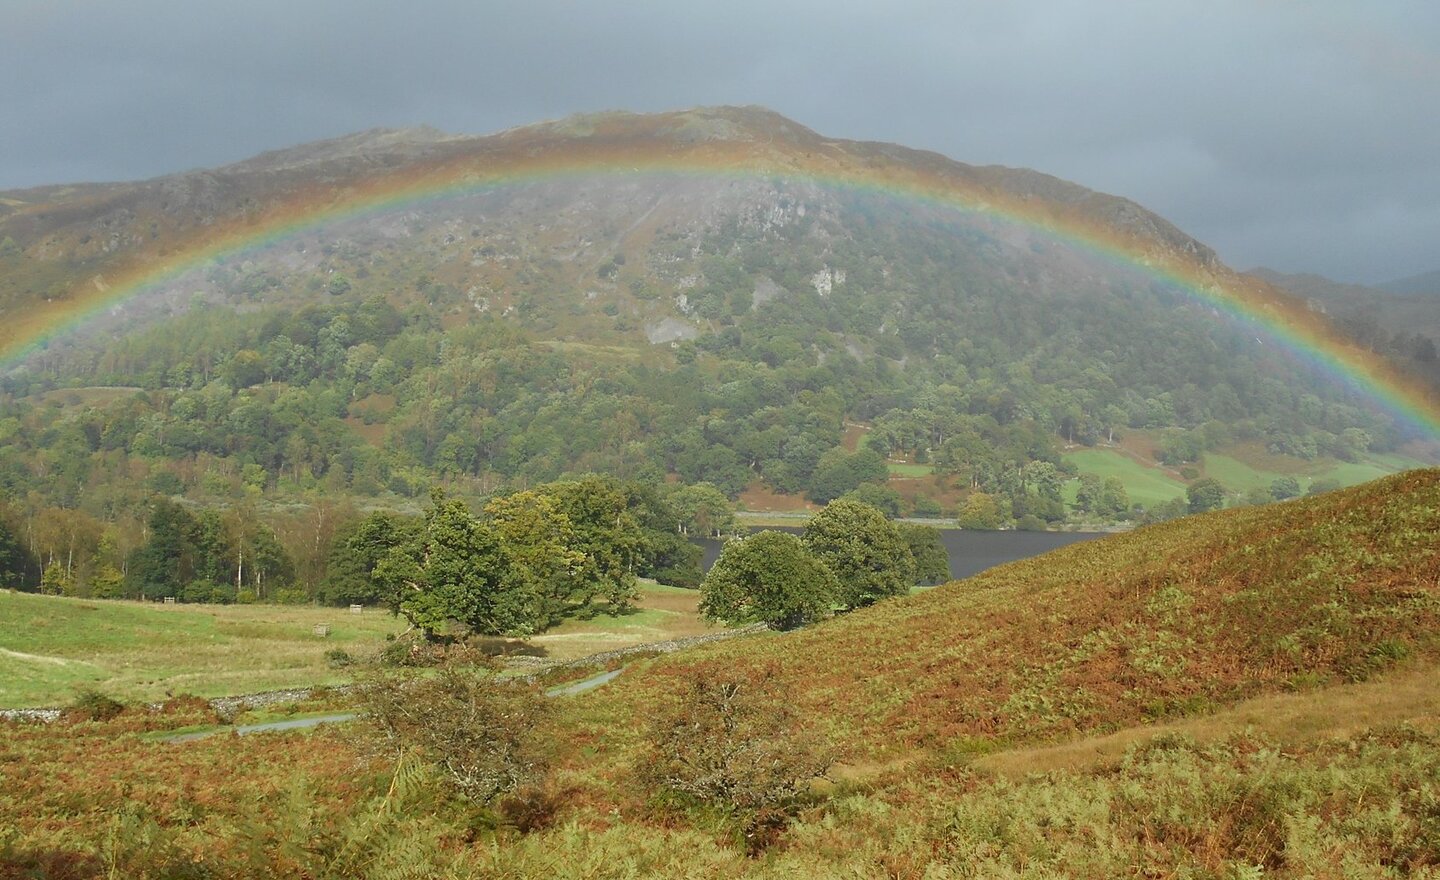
[[695, 527, 1106, 581]]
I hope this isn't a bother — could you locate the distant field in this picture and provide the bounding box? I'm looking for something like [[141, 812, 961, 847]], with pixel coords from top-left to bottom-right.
[[1199, 452, 1292, 492], [1066, 445, 1429, 507], [0, 582, 707, 708], [1062, 447, 1187, 506], [0, 592, 405, 708], [1202, 450, 1430, 493], [886, 461, 934, 477]]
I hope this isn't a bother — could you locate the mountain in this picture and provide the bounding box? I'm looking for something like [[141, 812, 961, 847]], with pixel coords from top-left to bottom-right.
[[1378, 267, 1440, 295], [1248, 267, 1440, 382], [0, 107, 1435, 536]]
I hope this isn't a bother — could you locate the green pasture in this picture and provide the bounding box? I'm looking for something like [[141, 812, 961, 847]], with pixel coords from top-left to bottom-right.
[[0, 581, 710, 708], [886, 461, 935, 477], [1202, 451, 1430, 494], [0, 591, 405, 708], [1062, 448, 1187, 507]]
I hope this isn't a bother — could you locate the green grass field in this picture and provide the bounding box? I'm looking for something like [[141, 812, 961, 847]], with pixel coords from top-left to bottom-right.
[[1202, 450, 1431, 494], [0, 581, 710, 708], [1062, 447, 1187, 506], [0, 592, 406, 708], [886, 461, 934, 477], [1065, 445, 1430, 509], [529, 581, 711, 661]]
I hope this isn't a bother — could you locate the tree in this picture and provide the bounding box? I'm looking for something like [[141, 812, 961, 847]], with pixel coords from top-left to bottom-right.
[[956, 492, 1005, 530], [374, 492, 517, 638], [0, 513, 35, 589], [126, 499, 202, 600], [1270, 476, 1302, 501], [802, 498, 914, 609], [90, 564, 124, 600], [40, 560, 71, 596], [843, 483, 903, 518], [1099, 477, 1131, 518], [668, 482, 736, 538], [1075, 473, 1104, 514], [541, 476, 642, 613], [806, 448, 889, 504], [897, 523, 949, 585], [700, 531, 837, 630], [1186, 478, 1227, 513], [320, 511, 417, 607], [484, 490, 585, 630]]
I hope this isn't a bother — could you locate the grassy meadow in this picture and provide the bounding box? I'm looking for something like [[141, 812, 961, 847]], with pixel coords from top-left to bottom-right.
[[0, 582, 710, 708], [1064, 443, 1430, 508], [1062, 446, 1188, 506], [0, 592, 406, 708]]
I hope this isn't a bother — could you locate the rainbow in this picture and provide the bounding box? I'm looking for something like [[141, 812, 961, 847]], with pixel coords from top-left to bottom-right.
[[6, 128, 1440, 441]]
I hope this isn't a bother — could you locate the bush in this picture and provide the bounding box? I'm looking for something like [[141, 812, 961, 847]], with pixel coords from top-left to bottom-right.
[[378, 632, 446, 667], [66, 688, 125, 722], [325, 648, 355, 668], [643, 663, 835, 815], [356, 663, 551, 803]]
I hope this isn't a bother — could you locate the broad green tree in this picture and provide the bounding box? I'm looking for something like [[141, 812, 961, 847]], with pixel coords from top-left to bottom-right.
[[668, 482, 736, 538], [700, 531, 837, 630], [484, 489, 585, 629], [1187, 478, 1227, 513], [802, 498, 914, 609], [956, 492, 1005, 530], [1270, 476, 1301, 501], [541, 476, 642, 613], [321, 511, 417, 607], [375, 492, 517, 638]]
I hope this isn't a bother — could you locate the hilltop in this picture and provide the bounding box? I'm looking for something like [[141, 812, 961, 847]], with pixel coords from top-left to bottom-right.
[[1250, 266, 1440, 384]]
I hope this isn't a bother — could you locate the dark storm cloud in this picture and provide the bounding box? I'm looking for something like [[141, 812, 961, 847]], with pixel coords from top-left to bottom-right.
[[3, 0, 1437, 282]]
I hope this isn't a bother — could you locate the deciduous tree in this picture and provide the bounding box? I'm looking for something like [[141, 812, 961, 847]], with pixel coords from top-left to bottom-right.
[[700, 531, 837, 630], [802, 498, 914, 609]]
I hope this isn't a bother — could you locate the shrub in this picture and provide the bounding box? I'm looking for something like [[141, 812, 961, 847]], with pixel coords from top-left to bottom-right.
[[66, 688, 125, 722], [324, 648, 355, 668], [378, 632, 446, 667], [356, 663, 551, 804], [643, 663, 835, 815], [496, 783, 567, 833]]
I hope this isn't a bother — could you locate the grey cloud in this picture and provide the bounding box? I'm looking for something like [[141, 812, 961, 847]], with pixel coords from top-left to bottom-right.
[[2, 0, 1437, 282]]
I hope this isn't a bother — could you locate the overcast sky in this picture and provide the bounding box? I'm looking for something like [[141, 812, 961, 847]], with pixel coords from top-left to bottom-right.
[[3, 0, 1436, 283]]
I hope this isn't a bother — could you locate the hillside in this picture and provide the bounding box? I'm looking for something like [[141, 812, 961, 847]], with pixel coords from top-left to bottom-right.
[[589, 469, 1440, 757], [0, 108, 1437, 590], [4, 472, 1439, 877]]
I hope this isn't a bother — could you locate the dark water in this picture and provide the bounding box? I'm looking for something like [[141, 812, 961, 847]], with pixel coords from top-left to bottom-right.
[[695, 526, 1105, 581]]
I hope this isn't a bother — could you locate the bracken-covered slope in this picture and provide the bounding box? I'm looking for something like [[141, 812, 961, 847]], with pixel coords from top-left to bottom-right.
[[599, 470, 1440, 757]]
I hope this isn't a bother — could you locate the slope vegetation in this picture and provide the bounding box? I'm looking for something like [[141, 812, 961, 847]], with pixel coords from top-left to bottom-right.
[[600, 469, 1440, 758]]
